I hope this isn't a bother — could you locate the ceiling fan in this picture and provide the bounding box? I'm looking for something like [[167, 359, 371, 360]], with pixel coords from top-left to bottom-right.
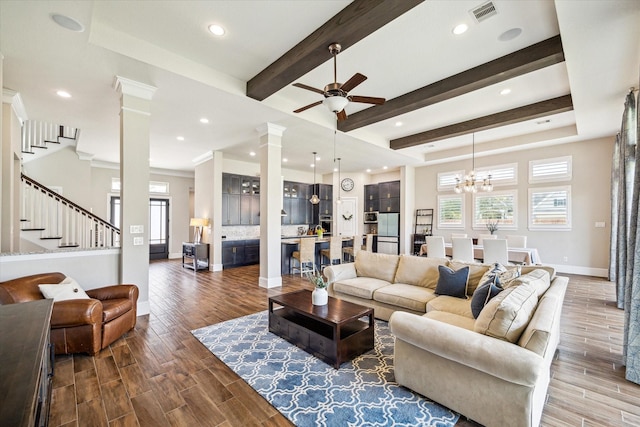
[[292, 43, 386, 121]]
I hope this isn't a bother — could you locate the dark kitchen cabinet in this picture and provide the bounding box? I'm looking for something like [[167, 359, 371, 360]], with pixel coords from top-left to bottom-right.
[[283, 181, 312, 225], [364, 184, 379, 212], [223, 173, 260, 225], [222, 239, 260, 268], [222, 193, 241, 225]]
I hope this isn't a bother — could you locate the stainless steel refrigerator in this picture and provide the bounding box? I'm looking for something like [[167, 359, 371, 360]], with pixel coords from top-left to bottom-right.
[[377, 213, 399, 255]]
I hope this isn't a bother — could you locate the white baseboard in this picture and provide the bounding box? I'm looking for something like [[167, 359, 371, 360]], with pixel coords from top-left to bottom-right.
[[547, 264, 609, 278], [169, 252, 181, 259], [211, 263, 223, 272], [259, 276, 282, 288]]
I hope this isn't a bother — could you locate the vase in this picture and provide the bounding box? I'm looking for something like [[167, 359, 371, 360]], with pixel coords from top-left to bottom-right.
[[312, 287, 328, 305]]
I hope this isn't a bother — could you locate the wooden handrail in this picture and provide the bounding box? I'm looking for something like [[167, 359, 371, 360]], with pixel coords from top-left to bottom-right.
[[21, 173, 119, 233]]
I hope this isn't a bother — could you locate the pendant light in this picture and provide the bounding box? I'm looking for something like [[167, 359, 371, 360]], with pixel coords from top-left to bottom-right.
[[454, 133, 493, 194], [309, 152, 320, 204], [333, 129, 342, 204]]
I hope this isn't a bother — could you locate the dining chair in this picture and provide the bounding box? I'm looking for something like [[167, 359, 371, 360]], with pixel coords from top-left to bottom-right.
[[482, 239, 510, 265], [477, 234, 497, 246], [451, 238, 474, 262], [321, 236, 343, 269], [506, 235, 527, 248], [363, 233, 374, 251], [291, 237, 316, 276], [342, 236, 359, 262], [425, 236, 446, 259]]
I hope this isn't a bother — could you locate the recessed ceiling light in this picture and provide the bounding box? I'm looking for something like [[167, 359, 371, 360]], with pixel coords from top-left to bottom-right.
[[208, 24, 225, 36], [199, 118, 209, 124], [395, 121, 403, 127], [315, 155, 321, 161], [498, 28, 522, 42], [333, 167, 338, 172], [56, 90, 71, 98], [249, 151, 256, 156], [310, 163, 315, 168], [500, 88, 511, 95], [51, 13, 85, 32], [383, 166, 388, 170], [366, 169, 372, 173], [177, 136, 185, 141], [282, 158, 288, 162], [452, 23, 468, 35]]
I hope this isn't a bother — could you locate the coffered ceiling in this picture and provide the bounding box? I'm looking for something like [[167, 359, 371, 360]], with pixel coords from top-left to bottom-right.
[[1, 1, 638, 175]]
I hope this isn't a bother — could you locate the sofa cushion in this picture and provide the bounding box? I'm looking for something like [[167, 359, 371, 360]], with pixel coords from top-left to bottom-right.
[[470, 281, 503, 319], [478, 263, 521, 289], [449, 261, 490, 295], [374, 284, 437, 312], [508, 269, 551, 297], [435, 265, 469, 299], [424, 310, 476, 331], [39, 277, 91, 302], [426, 295, 474, 318], [394, 255, 445, 289], [474, 283, 538, 343], [355, 251, 400, 283], [333, 277, 391, 300]]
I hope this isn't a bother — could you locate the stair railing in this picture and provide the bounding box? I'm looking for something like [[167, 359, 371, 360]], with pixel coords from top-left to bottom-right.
[[21, 174, 120, 249]]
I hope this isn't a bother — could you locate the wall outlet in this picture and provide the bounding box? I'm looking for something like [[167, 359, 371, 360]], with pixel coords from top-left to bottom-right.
[[595, 221, 606, 228], [130, 225, 144, 234], [133, 237, 144, 245], [563, 256, 568, 262]]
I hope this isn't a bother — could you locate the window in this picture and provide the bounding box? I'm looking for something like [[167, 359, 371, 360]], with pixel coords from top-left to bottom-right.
[[438, 194, 464, 228], [529, 156, 572, 183], [528, 186, 571, 230], [111, 179, 169, 194], [476, 163, 517, 187], [473, 190, 517, 229], [437, 170, 465, 191]]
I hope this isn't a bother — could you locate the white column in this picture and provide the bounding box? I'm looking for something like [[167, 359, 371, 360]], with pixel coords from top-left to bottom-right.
[[400, 165, 416, 255], [193, 150, 223, 271], [257, 123, 285, 288], [114, 76, 157, 316]]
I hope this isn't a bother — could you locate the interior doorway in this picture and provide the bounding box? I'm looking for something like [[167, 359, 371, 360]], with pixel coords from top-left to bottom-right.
[[109, 196, 170, 260]]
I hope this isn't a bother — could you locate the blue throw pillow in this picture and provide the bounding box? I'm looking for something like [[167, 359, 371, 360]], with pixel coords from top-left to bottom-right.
[[435, 265, 469, 299], [471, 280, 503, 318]]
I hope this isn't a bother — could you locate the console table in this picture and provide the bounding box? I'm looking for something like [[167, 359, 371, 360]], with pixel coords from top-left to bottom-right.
[[0, 299, 54, 427], [182, 242, 209, 271]]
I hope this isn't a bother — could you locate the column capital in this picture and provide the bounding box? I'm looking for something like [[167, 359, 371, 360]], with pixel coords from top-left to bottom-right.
[[113, 76, 157, 100], [256, 122, 286, 138]]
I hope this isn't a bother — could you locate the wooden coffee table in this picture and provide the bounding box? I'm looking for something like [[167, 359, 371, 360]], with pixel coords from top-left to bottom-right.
[[268, 290, 374, 368]]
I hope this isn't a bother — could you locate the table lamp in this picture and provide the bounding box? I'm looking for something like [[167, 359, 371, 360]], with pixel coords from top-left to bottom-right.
[[190, 218, 209, 244]]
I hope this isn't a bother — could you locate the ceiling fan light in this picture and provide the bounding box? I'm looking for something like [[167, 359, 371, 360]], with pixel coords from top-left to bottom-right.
[[323, 96, 349, 113]]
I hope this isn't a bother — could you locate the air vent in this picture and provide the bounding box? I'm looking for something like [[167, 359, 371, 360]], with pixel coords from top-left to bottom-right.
[[470, 1, 498, 23]]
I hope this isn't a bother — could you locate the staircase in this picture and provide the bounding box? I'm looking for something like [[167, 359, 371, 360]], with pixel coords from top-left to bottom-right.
[[21, 174, 120, 250], [21, 120, 80, 163]]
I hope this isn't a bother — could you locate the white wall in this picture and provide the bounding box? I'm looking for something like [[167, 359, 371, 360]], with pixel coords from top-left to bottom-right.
[[413, 137, 613, 276]]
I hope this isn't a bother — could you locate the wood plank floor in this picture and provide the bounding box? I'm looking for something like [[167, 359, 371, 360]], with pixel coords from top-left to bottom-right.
[[47, 260, 640, 427]]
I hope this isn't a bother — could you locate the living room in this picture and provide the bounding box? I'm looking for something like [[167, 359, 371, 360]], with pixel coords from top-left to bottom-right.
[[1, 1, 639, 426]]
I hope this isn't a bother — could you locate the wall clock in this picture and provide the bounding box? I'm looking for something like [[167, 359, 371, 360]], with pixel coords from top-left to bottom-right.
[[341, 178, 355, 192]]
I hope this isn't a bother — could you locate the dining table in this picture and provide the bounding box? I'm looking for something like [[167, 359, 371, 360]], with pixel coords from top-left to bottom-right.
[[419, 242, 541, 265]]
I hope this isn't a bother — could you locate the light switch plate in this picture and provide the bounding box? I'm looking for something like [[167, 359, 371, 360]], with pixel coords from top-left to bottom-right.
[[133, 237, 144, 245], [595, 222, 605, 228], [130, 225, 144, 234]]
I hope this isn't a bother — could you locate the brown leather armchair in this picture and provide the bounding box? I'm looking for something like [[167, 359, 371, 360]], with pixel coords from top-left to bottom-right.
[[0, 272, 138, 355]]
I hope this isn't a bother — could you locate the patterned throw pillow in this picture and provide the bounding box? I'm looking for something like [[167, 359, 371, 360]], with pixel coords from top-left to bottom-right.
[[479, 263, 522, 288], [435, 265, 470, 299], [471, 281, 503, 318]]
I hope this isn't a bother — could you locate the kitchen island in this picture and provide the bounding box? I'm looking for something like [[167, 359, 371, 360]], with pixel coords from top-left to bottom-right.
[[281, 236, 354, 275]]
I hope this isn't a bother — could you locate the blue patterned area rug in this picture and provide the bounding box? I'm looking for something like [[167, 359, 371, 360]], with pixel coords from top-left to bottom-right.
[[191, 311, 459, 427]]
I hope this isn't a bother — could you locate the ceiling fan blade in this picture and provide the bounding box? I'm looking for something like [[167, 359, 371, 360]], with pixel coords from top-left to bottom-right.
[[337, 109, 348, 122], [340, 73, 367, 93], [292, 82, 325, 95], [350, 95, 386, 105], [293, 100, 323, 113]]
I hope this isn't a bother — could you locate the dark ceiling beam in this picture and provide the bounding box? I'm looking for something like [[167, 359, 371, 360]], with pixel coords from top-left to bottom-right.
[[339, 35, 565, 132], [390, 94, 573, 150], [246, 0, 424, 101]]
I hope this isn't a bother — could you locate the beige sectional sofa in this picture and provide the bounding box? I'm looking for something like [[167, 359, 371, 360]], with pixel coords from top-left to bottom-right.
[[323, 250, 568, 427]]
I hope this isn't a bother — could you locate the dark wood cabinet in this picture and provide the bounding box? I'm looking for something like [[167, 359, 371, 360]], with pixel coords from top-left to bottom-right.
[[222, 173, 241, 194], [223, 173, 260, 225], [364, 184, 379, 212], [312, 183, 333, 224], [222, 239, 260, 268], [283, 181, 312, 225], [0, 299, 54, 427], [379, 197, 400, 213], [222, 193, 241, 225], [376, 180, 400, 213]]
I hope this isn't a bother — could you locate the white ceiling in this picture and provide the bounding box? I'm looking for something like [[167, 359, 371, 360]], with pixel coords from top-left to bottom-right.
[[1, 1, 638, 176]]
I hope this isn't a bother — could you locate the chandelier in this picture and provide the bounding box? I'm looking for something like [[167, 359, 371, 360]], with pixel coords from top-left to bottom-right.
[[454, 133, 493, 194]]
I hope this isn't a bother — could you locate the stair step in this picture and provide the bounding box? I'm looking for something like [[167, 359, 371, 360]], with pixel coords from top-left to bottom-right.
[[41, 236, 63, 240], [58, 244, 79, 248], [31, 145, 48, 149], [21, 228, 45, 231]]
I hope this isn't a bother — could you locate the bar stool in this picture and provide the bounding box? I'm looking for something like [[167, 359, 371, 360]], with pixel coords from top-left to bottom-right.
[[321, 236, 343, 269], [291, 237, 316, 276]]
